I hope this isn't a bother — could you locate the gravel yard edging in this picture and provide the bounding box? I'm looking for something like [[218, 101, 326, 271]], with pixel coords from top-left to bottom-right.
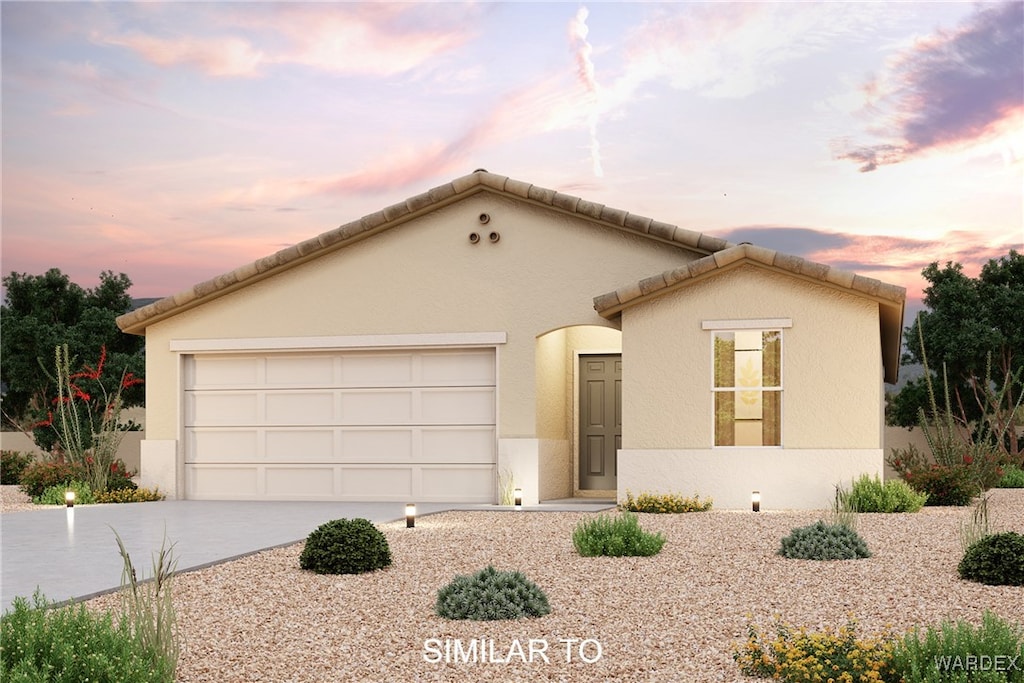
[[71, 489, 1024, 682]]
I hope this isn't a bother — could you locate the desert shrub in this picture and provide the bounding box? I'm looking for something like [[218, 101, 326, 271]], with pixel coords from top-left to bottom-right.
[[35, 479, 95, 505], [957, 532, 1024, 586], [17, 460, 85, 499], [113, 529, 180, 681], [95, 487, 165, 504], [0, 450, 34, 485], [837, 474, 928, 513], [436, 566, 550, 621], [996, 464, 1024, 488], [890, 611, 1024, 682], [733, 618, 894, 681], [0, 590, 175, 683], [572, 511, 665, 557], [619, 490, 712, 513], [299, 518, 392, 575], [907, 464, 978, 506], [106, 459, 138, 492], [889, 445, 981, 506], [778, 521, 871, 560]]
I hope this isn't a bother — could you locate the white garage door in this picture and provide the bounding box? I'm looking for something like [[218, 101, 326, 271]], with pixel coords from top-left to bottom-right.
[[183, 348, 496, 501]]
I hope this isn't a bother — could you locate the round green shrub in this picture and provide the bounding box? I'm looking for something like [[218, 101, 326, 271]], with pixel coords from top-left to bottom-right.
[[17, 460, 84, 498], [1, 451, 34, 485], [996, 464, 1024, 488], [299, 518, 392, 575], [958, 532, 1024, 586], [572, 511, 665, 557], [778, 521, 871, 560], [436, 566, 551, 621], [36, 479, 95, 505]]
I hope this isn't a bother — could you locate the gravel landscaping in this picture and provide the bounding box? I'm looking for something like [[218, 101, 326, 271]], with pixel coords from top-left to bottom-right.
[[59, 489, 1023, 682]]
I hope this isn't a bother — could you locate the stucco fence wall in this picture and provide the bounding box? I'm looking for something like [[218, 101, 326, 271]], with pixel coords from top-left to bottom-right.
[[1, 408, 145, 476]]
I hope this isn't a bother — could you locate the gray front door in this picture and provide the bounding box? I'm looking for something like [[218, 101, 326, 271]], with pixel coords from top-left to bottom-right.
[[579, 354, 621, 490]]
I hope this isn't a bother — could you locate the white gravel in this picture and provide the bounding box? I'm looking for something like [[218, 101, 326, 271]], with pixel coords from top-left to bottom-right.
[[0, 484, 54, 512], [70, 489, 1024, 682]]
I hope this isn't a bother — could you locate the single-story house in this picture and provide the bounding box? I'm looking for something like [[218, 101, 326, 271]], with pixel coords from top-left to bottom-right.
[[117, 170, 905, 509]]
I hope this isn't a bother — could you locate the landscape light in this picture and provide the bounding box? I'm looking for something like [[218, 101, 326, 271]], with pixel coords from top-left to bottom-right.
[[406, 503, 416, 528], [751, 491, 761, 513], [65, 490, 75, 508], [514, 488, 523, 510]]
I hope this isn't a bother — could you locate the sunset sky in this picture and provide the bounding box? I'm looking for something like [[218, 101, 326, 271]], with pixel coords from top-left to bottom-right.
[[2, 1, 1021, 312]]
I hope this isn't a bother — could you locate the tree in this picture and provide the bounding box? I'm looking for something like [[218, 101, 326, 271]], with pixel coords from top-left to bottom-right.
[[0, 269, 145, 434], [889, 250, 1024, 462]]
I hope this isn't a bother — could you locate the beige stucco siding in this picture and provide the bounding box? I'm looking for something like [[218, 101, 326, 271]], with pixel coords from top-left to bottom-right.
[[142, 193, 696, 445], [622, 264, 882, 450]]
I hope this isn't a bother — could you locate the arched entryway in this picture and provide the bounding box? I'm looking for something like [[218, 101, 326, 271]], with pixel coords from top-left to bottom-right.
[[535, 325, 622, 499]]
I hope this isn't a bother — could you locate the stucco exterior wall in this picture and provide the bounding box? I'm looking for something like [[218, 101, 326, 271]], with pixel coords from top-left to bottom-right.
[[621, 264, 882, 449], [617, 263, 885, 509], [139, 193, 698, 497], [618, 448, 883, 509]]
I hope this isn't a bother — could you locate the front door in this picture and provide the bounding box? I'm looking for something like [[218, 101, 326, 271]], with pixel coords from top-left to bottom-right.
[[579, 354, 621, 490]]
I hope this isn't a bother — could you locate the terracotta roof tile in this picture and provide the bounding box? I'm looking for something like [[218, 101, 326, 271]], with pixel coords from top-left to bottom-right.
[[673, 228, 705, 250], [551, 192, 580, 212], [575, 199, 604, 221], [600, 206, 628, 226], [504, 178, 532, 198], [649, 220, 675, 241], [639, 273, 668, 295], [114, 170, 798, 334], [528, 185, 557, 205], [623, 213, 652, 234]]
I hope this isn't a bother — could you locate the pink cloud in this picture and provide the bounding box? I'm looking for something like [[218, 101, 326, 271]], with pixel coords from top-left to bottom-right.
[[100, 33, 265, 77], [96, 4, 474, 79], [835, 2, 1024, 172]]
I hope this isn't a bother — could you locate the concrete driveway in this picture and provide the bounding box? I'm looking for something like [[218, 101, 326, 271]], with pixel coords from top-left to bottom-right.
[[1, 500, 452, 612], [1, 498, 613, 612]]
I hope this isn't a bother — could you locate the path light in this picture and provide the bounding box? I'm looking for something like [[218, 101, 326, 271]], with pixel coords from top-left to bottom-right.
[[406, 503, 416, 528], [514, 488, 522, 510], [65, 490, 75, 508], [751, 491, 761, 513]]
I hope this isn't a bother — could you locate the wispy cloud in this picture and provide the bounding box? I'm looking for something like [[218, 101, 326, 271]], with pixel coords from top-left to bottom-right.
[[718, 224, 1018, 303], [834, 1, 1023, 172], [568, 6, 603, 177], [95, 3, 474, 79]]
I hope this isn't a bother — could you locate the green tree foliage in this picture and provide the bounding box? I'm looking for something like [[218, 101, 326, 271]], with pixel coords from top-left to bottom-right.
[[890, 251, 1024, 462], [1, 269, 145, 433]]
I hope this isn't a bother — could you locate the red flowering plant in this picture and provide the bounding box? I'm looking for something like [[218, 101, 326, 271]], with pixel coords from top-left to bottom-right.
[[31, 344, 143, 494]]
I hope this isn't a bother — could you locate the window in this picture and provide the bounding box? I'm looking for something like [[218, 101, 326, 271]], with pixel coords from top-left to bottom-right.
[[713, 330, 781, 446]]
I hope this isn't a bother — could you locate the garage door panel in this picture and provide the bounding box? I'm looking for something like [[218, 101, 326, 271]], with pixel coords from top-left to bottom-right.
[[340, 390, 413, 424], [339, 428, 413, 461], [187, 429, 259, 462], [189, 357, 261, 388], [341, 354, 414, 387], [421, 388, 495, 424], [421, 427, 496, 462], [266, 430, 335, 461], [421, 466, 493, 501], [341, 467, 414, 498], [187, 393, 260, 425], [265, 392, 335, 424], [265, 356, 335, 386], [188, 466, 259, 498], [265, 468, 335, 497], [421, 350, 495, 385]]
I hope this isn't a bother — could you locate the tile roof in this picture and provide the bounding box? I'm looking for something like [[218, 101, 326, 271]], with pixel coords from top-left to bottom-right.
[[116, 170, 733, 334], [593, 243, 906, 383]]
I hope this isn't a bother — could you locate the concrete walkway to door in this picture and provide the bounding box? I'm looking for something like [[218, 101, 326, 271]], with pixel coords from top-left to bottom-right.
[[1, 498, 614, 612]]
